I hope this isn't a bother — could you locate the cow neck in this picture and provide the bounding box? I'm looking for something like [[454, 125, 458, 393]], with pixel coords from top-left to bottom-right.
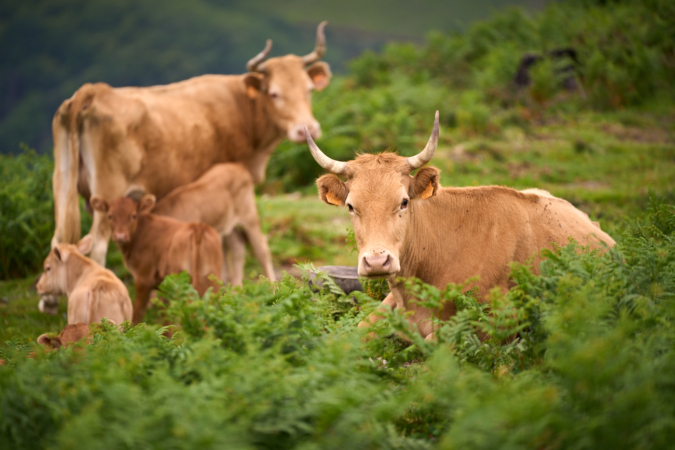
[[242, 84, 283, 151], [400, 188, 466, 281], [63, 253, 98, 295]]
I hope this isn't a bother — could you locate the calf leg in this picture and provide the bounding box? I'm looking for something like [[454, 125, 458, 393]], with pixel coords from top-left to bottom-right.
[[239, 206, 276, 282], [132, 282, 153, 325], [222, 230, 246, 286]]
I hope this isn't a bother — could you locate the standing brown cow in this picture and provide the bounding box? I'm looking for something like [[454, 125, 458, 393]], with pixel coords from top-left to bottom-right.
[[52, 22, 332, 266], [305, 112, 616, 339], [151, 163, 275, 286], [91, 195, 223, 324]]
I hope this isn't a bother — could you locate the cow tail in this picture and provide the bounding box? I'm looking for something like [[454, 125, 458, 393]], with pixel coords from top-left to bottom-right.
[[52, 96, 82, 245]]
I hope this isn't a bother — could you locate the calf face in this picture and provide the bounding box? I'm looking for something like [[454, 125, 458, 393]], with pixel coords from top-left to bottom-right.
[[37, 235, 94, 296], [91, 195, 156, 243], [307, 112, 440, 279]]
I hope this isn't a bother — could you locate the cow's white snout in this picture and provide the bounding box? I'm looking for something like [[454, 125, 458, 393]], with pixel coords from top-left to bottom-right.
[[358, 249, 400, 278]]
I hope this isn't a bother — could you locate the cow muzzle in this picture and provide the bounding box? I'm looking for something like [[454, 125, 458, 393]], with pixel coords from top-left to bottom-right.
[[358, 250, 400, 278], [289, 121, 321, 142], [112, 232, 130, 243]]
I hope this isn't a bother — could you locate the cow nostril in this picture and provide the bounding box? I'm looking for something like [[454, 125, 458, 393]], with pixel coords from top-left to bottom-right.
[[382, 255, 391, 269], [364, 258, 371, 270]]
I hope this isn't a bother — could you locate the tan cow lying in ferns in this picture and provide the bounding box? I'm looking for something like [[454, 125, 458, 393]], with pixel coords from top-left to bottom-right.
[[305, 111, 616, 340], [52, 22, 332, 267], [151, 163, 275, 286], [36, 235, 132, 325], [91, 195, 223, 324]]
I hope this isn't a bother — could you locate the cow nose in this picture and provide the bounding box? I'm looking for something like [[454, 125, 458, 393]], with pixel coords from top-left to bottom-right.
[[113, 232, 129, 243], [358, 250, 399, 277], [290, 122, 321, 142]]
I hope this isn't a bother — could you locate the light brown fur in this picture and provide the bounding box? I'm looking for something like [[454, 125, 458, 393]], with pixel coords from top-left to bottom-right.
[[52, 41, 331, 267], [317, 152, 616, 339], [36, 236, 132, 325], [152, 163, 275, 285], [91, 195, 223, 324]]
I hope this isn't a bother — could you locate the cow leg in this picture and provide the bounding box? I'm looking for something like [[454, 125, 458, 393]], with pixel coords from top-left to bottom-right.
[[132, 282, 153, 325], [222, 230, 246, 286], [88, 209, 112, 266], [358, 292, 397, 329]]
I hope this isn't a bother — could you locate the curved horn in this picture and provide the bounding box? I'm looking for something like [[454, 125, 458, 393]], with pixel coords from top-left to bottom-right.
[[305, 126, 349, 176], [302, 21, 327, 66], [407, 111, 440, 170], [246, 39, 272, 73]]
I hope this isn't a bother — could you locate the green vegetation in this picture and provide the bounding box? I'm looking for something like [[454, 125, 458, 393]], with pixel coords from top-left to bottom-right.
[[1, 0, 675, 447], [1, 197, 674, 449]]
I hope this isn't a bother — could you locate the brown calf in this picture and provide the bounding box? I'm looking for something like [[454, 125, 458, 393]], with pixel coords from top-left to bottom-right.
[[151, 163, 275, 285], [91, 195, 223, 324], [36, 235, 132, 325], [37, 322, 92, 350]]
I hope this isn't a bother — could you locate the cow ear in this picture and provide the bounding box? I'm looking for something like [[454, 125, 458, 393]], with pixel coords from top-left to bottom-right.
[[306, 62, 332, 91], [317, 174, 348, 206], [243, 73, 264, 99], [410, 167, 440, 200], [76, 234, 93, 255], [138, 194, 156, 213], [90, 196, 109, 213]]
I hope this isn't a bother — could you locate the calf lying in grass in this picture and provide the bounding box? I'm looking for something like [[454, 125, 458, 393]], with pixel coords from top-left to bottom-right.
[[91, 195, 223, 324], [37, 322, 92, 350], [151, 163, 276, 285], [36, 235, 132, 325]]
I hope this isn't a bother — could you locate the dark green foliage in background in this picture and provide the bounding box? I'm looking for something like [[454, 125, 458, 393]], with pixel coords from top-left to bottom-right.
[[2, 196, 675, 449], [0, 149, 54, 279]]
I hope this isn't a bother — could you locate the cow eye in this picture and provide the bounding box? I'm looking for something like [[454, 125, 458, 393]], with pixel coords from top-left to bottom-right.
[[46, 266, 51, 272], [269, 92, 279, 100], [132, 214, 137, 220], [347, 204, 354, 213], [401, 199, 409, 210], [107, 215, 112, 220]]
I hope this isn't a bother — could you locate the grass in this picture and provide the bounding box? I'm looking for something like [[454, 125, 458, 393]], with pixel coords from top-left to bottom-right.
[[1, 105, 674, 345]]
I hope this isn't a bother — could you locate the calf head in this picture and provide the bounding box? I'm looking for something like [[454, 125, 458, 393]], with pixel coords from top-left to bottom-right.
[[91, 194, 156, 244], [37, 322, 91, 350], [243, 21, 331, 142], [307, 112, 441, 279], [37, 235, 93, 296]]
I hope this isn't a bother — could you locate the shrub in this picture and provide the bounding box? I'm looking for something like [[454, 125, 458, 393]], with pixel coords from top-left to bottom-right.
[[2, 198, 675, 449], [0, 147, 54, 279]]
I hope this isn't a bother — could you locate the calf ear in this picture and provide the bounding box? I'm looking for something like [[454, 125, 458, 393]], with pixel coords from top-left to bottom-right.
[[37, 334, 61, 349], [317, 174, 348, 206], [53, 246, 71, 263], [90, 196, 109, 213], [138, 194, 156, 213], [410, 167, 440, 200], [243, 73, 264, 99], [76, 234, 93, 255], [306, 62, 332, 91]]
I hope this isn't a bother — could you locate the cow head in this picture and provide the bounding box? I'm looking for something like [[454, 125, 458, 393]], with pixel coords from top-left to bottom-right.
[[37, 235, 93, 296], [243, 21, 332, 142], [90, 194, 156, 244], [307, 112, 441, 279]]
